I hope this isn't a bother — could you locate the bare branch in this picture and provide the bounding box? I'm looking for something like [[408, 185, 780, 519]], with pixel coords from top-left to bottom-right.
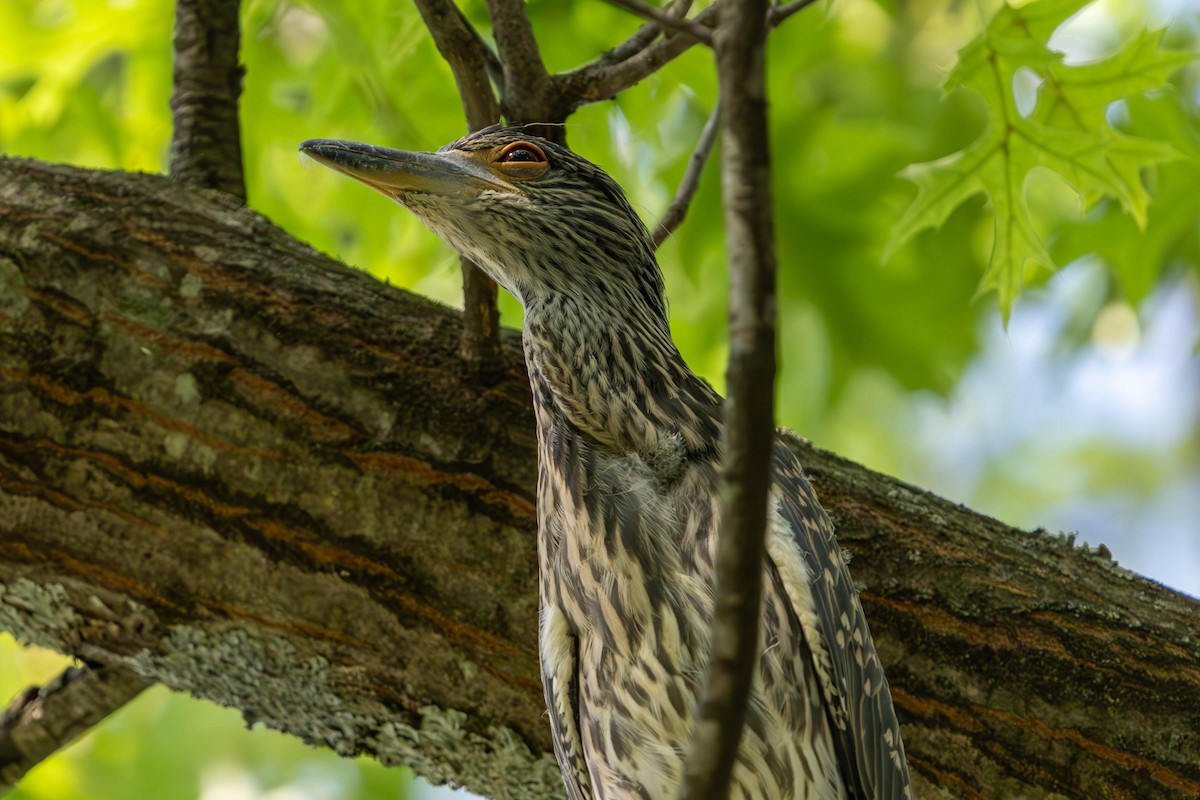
[[554, 2, 721, 112], [458, 260, 504, 379], [486, 0, 552, 122], [600, 0, 713, 46], [414, 0, 506, 377], [0, 664, 151, 790], [768, 0, 821, 27], [680, 0, 777, 798], [596, 20, 666, 66], [651, 101, 721, 249], [593, 0, 699, 66], [461, 5, 507, 90], [553, 0, 816, 116], [169, 0, 245, 201], [414, 0, 504, 119], [672, 0, 698, 19]]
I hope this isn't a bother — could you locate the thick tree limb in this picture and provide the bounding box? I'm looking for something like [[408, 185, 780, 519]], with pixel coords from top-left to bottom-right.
[[413, 0, 505, 381], [169, 0, 245, 201], [1, 158, 1199, 799], [0, 664, 150, 790], [680, 4, 775, 799], [5, 0, 253, 771], [0, 155, 554, 799]]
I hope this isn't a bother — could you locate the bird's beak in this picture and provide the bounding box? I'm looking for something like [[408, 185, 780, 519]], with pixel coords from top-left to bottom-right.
[[299, 138, 517, 199]]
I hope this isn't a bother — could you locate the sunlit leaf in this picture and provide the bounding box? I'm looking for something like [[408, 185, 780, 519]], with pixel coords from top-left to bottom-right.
[[887, 0, 1197, 319]]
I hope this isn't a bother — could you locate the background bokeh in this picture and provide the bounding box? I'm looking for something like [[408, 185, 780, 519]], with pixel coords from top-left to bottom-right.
[[1, 0, 1197, 797]]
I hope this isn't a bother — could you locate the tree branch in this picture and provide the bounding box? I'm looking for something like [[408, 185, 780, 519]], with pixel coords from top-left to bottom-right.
[[590, 0, 695, 67], [554, 2, 721, 112], [600, 0, 714, 46], [651, 100, 720, 249], [2, 158, 1199, 799], [453, 2, 506, 92], [595, 19, 666, 67], [457, 260, 504, 381], [413, 0, 505, 381], [169, 0, 245, 201], [554, 0, 820, 115], [0, 664, 150, 791], [414, 0, 503, 129], [485, 0, 553, 124], [680, 3, 775, 799], [768, 0, 821, 27]]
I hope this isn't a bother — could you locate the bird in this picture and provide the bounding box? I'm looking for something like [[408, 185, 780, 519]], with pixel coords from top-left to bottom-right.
[[300, 126, 912, 800]]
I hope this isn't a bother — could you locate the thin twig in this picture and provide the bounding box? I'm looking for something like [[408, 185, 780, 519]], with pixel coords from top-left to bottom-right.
[[651, 100, 720, 249], [600, 0, 714, 46], [768, 0, 821, 27], [0, 664, 151, 791], [555, 0, 818, 115], [679, 0, 777, 798], [168, 0, 245, 201], [597, 19, 666, 67], [413, 0, 505, 379], [673, 0, 698, 22], [593, 0, 694, 66], [554, 1, 722, 113]]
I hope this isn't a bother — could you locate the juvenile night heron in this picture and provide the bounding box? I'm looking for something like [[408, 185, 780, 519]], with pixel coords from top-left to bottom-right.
[[300, 126, 912, 800]]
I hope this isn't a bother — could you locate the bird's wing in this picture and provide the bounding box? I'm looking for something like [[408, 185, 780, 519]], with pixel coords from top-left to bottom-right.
[[540, 601, 592, 800], [768, 439, 912, 800]]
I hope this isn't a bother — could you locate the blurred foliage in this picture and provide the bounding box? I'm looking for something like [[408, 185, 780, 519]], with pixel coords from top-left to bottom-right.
[[1, 0, 1198, 797]]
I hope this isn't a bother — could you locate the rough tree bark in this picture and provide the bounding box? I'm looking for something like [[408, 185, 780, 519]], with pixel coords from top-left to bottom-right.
[[1, 158, 1198, 800]]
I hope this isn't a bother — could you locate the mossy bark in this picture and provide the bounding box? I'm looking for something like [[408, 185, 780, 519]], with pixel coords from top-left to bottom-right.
[[1, 158, 1197, 799]]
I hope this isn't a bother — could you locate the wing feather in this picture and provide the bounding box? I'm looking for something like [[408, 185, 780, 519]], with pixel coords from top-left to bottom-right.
[[770, 439, 912, 800], [541, 601, 591, 800]]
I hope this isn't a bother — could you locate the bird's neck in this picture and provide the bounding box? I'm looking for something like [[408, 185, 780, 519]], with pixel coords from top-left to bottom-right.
[[522, 296, 721, 476]]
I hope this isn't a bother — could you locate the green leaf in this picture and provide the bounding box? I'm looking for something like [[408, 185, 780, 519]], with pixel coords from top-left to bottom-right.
[[1052, 90, 1200, 304], [1036, 29, 1198, 129], [887, 0, 1198, 319]]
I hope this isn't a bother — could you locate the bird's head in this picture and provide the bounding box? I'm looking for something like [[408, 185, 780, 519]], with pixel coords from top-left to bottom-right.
[[300, 126, 665, 320]]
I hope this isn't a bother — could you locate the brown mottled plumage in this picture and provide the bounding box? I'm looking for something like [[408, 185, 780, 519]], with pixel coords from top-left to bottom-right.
[[301, 126, 912, 800]]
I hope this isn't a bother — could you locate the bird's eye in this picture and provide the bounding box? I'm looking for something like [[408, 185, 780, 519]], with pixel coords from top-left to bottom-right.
[[500, 147, 542, 163], [494, 143, 549, 176]]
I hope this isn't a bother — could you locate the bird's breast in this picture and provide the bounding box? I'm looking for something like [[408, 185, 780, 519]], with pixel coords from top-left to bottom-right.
[[537, 432, 844, 799]]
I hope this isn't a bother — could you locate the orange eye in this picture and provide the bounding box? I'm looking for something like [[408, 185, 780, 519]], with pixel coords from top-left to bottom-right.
[[496, 141, 548, 165]]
